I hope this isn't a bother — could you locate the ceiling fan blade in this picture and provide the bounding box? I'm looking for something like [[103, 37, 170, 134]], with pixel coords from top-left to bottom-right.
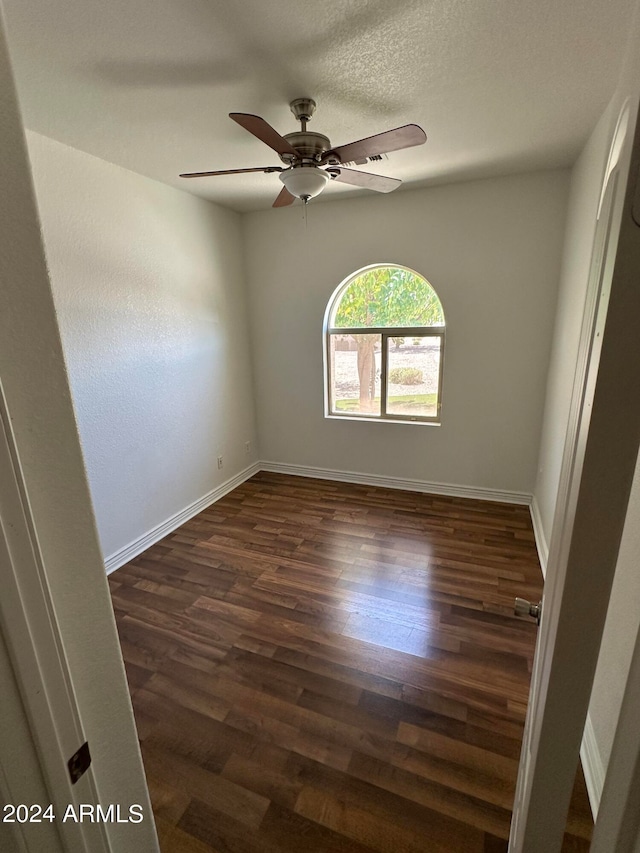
[[324, 124, 426, 164], [273, 186, 295, 208], [330, 167, 401, 193], [180, 166, 283, 178], [230, 113, 298, 158]]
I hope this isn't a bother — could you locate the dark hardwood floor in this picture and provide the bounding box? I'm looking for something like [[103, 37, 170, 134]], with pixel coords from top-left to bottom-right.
[[108, 471, 593, 852]]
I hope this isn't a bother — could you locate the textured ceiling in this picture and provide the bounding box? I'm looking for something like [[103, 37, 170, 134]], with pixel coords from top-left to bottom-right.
[[3, 0, 637, 212]]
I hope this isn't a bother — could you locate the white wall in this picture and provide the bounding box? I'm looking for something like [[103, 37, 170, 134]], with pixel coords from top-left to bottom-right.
[[0, 10, 156, 850], [589, 450, 640, 774], [26, 132, 259, 563], [532, 108, 614, 549], [244, 170, 568, 495]]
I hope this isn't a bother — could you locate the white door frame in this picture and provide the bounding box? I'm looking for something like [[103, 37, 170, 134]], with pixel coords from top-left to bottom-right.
[[510, 97, 640, 850], [0, 382, 110, 853]]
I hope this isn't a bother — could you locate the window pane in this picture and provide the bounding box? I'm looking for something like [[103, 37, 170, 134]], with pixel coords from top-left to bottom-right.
[[329, 334, 381, 416], [331, 266, 445, 328], [386, 336, 441, 419]]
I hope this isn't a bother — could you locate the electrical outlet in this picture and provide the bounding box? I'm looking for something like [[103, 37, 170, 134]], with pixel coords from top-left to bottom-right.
[[217, 456, 223, 469], [245, 441, 251, 454]]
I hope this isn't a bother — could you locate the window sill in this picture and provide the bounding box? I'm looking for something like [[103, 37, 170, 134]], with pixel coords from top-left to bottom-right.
[[325, 414, 441, 427]]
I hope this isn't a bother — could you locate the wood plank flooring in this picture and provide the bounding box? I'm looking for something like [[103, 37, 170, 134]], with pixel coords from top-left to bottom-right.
[[108, 471, 593, 852]]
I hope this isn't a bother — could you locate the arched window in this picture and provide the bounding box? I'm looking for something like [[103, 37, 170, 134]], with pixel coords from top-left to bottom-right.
[[324, 264, 445, 423]]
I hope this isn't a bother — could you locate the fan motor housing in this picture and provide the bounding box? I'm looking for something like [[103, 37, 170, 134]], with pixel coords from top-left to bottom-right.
[[282, 131, 331, 162]]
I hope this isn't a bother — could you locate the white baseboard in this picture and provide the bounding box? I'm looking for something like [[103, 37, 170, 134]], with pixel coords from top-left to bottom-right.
[[581, 711, 605, 818], [104, 462, 260, 574], [529, 495, 549, 578], [259, 461, 532, 505]]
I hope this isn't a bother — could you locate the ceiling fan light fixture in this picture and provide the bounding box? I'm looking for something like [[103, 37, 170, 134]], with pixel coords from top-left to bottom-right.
[[279, 165, 329, 203], [180, 102, 427, 208]]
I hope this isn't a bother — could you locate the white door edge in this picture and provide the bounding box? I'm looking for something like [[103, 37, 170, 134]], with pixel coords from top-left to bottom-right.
[[0, 380, 110, 853]]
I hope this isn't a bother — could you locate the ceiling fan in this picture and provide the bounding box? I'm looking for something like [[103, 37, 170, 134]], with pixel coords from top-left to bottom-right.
[[180, 98, 427, 207]]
